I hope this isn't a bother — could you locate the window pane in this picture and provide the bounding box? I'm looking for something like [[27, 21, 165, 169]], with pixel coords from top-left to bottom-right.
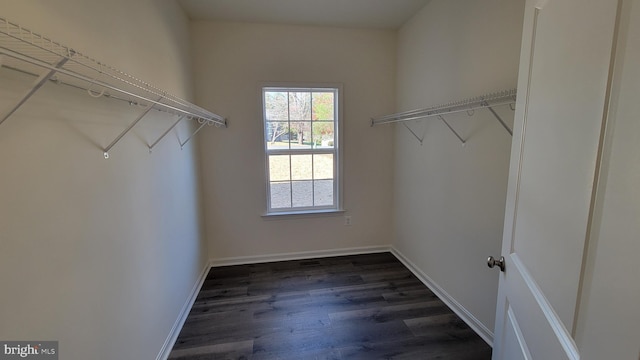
[[269, 155, 290, 181], [270, 181, 291, 208], [291, 154, 312, 181], [292, 180, 313, 207], [288, 92, 311, 120], [266, 121, 290, 150], [312, 121, 334, 148], [313, 154, 333, 180], [314, 180, 334, 206], [288, 121, 312, 149], [265, 91, 289, 120], [312, 92, 334, 120]]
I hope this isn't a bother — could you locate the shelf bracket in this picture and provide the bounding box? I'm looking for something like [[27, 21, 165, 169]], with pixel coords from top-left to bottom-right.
[[103, 97, 163, 159], [483, 101, 513, 136], [149, 115, 184, 153], [438, 115, 466, 145], [0, 56, 70, 126], [180, 120, 209, 149], [402, 123, 424, 145]]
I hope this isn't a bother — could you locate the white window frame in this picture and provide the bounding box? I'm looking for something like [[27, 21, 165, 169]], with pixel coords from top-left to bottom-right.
[[261, 84, 343, 215]]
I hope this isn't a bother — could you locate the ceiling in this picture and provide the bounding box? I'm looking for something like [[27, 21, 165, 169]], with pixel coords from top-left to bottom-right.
[[177, 0, 431, 29]]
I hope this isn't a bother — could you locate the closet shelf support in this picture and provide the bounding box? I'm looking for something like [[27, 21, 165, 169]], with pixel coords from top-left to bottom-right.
[[149, 115, 184, 153], [370, 89, 516, 145], [0, 55, 70, 126], [402, 123, 424, 145], [371, 89, 517, 126], [103, 97, 162, 159], [0, 15, 227, 158], [0, 46, 226, 127], [180, 120, 208, 149], [438, 115, 466, 145], [484, 101, 513, 136]]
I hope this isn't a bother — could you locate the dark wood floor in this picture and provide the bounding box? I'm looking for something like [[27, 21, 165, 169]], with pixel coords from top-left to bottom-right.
[[169, 252, 492, 359]]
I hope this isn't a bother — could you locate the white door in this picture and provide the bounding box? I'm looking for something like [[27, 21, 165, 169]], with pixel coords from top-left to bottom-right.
[[572, 0, 640, 358], [491, 0, 621, 359]]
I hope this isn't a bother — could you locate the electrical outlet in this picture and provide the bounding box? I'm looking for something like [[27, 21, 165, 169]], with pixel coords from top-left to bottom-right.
[[344, 215, 352, 226]]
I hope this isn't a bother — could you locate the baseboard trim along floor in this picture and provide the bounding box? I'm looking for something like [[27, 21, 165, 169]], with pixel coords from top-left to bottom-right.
[[156, 262, 210, 360], [390, 246, 494, 346], [209, 245, 391, 267]]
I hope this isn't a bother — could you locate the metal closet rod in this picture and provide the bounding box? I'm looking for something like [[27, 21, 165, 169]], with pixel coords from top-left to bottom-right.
[[0, 64, 218, 126], [2, 64, 159, 110], [0, 46, 226, 126], [371, 89, 517, 126]]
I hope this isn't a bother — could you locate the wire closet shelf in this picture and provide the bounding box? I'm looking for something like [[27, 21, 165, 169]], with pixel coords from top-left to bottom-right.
[[370, 89, 516, 145], [0, 17, 226, 156]]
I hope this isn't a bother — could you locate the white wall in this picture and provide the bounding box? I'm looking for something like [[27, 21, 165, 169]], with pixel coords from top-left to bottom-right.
[[393, 0, 524, 335], [190, 21, 396, 261], [0, 2, 208, 359]]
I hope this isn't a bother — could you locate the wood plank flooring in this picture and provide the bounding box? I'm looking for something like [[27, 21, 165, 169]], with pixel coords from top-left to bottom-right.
[[169, 252, 492, 359]]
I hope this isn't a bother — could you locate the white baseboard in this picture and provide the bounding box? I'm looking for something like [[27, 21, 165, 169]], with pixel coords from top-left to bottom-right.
[[390, 246, 494, 346], [156, 261, 210, 360], [210, 245, 391, 267]]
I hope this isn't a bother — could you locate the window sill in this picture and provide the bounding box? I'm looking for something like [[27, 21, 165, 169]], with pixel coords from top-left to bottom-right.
[[261, 209, 346, 220]]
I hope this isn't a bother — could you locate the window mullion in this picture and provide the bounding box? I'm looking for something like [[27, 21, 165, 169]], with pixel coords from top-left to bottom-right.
[[310, 92, 314, 147], [310, 92, 315, 206], [287, 91, 293, 208], [311, 153, 315, 207], [267, 148, 333, 154], [336, 92, 339, 207]]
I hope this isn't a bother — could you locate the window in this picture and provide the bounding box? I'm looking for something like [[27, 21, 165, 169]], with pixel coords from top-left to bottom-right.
[[262, 86, 340, 214]]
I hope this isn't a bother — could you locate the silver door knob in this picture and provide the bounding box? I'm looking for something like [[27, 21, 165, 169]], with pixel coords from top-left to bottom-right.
[[488, 256, 505, 272]]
